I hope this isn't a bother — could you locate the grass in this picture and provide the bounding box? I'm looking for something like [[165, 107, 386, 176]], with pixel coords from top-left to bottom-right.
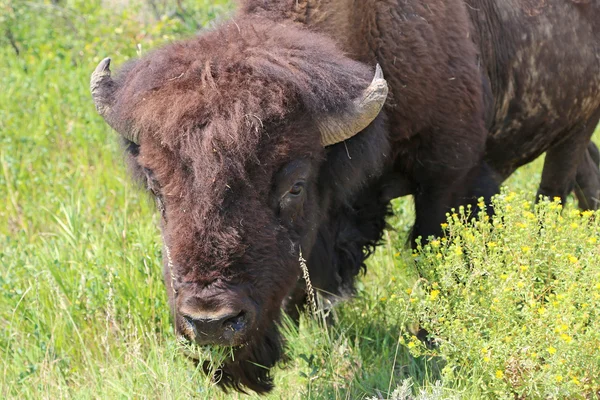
[[1, 1, 599, 398]]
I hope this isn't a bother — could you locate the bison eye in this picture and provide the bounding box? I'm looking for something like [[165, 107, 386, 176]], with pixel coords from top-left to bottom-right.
[[289, 181, 304, 196]]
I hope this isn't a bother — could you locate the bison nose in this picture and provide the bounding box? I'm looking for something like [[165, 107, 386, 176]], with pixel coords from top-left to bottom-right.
[[183, 309, 249, 346]]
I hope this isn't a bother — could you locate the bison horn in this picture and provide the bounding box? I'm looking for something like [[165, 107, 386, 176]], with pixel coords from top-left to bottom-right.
[[90, 57, 140, 144], [318, 64, 388, 147]]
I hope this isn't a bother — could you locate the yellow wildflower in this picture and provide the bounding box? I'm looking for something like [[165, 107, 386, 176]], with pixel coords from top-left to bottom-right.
[[560, 334, 573, 343], [521, 246, 531, 252], [440, 223, 448, 229], [538, 307, 546, 315], [495, 370, 504, 379], [547, 346, 557, 355], [588, 237, 597, 244], [567, 255, 578, 264], [431, 240, 440, 248], [430, 290, 440, 301], [555, 375, 563, 382], [571, 377, 581, 385]]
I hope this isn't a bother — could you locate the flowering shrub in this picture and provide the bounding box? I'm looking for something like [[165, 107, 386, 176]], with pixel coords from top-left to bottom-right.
[[391, 191, 600, 398]]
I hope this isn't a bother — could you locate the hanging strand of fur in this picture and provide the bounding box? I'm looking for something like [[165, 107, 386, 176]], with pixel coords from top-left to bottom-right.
[[298, 246, 317, 317]]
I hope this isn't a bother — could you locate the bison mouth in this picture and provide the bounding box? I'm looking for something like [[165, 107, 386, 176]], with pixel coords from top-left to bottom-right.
[[176, 318, 284, 394]]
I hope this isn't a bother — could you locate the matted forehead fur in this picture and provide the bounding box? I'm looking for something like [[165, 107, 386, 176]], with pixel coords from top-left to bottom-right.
[[111, 16, 377, 280]]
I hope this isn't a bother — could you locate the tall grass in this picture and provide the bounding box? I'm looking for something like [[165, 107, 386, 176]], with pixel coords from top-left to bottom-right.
[[1, 1, 599, 398]]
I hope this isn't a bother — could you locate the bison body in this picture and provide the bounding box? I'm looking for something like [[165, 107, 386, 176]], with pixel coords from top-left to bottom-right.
[[91, 0, 600, 393], [247, 0, 600, 235]]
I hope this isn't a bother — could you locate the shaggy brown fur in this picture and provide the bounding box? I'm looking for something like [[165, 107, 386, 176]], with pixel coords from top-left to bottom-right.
[[94, 0, 600, 394]]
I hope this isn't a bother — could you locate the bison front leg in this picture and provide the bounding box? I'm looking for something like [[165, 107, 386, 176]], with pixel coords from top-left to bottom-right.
[[412, 183, 456, 245], [411, 161, 499, 246], [575, 142, 600, 210], [537, 114, 600, 207]]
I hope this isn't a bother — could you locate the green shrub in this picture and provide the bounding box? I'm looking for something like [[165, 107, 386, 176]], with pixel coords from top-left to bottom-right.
[[390, 191, 600, 399]]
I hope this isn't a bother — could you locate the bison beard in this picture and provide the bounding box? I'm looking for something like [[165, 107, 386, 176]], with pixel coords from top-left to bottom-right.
[[306, 184, 393, 298], [201, 321, 283, 393]]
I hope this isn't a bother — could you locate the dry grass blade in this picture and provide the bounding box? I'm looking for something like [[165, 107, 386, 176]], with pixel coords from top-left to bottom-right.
[[299, 247, 318, 317]]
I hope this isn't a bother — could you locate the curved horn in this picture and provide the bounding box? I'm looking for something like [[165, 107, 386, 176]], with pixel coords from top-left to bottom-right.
[[90, 57, 140, 144], [90, 57, 114, 118], [318, 64, 388, 147]]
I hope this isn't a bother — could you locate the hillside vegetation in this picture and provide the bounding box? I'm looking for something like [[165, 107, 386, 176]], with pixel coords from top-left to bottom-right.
[[1, 1, 599, 398]]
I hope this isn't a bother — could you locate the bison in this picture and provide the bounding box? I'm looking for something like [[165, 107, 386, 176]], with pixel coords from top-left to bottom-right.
[[90, 0, 600, 393]]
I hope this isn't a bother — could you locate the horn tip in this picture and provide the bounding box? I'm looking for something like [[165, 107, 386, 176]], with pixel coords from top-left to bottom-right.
[[94, 57, 112, 75], [374, 63, 384, 80]]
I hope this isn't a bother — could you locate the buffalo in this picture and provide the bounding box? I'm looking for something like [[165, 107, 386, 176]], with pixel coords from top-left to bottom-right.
[[90, 0, 600, 393]]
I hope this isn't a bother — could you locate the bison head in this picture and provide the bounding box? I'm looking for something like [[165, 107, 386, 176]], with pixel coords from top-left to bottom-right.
[[90, 17, 388, 393]]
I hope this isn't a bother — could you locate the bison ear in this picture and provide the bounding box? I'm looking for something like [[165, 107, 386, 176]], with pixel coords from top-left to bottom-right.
[[90, 57, 140, 144], [318, 64, 388, 147]]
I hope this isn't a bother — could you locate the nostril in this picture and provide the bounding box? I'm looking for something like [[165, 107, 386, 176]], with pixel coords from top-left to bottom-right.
[[183, 315, 195, 327], [222, 311, 247, 332]]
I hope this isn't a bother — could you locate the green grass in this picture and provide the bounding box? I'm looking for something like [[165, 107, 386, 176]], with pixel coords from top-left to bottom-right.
[[1, 1, 599, 398]]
